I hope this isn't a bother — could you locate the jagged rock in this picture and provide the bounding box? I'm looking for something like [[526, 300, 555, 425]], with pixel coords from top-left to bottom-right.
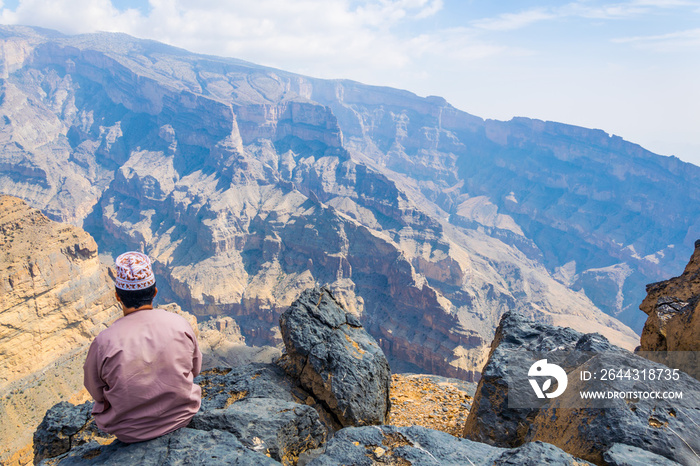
[[38, 428, 281, 466], [190, 398, 325, 465], [279, 287, 391, 427], [307, 425, 593, 465], [32, 402, 113, 464], [463, 311, 700, 465], [639, 240, 700, 361]]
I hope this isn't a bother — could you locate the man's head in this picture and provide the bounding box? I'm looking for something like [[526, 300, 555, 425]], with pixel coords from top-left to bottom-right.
[[114, 251, 157, 311]]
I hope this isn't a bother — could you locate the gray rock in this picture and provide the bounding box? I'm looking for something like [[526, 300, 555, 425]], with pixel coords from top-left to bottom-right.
[[33, 401, 112, 464], [279, 287, 391, 427], [190, 398, 326, 465], [38, 428, 281, 465], [308, 425, 593, 466], [463, 311, 700, 466], [195, 363, 305, 410], [603, 443, 683, 466]]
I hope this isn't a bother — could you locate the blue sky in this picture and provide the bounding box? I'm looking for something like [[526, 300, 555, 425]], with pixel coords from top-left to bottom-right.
[[1, 0, 699, 164]]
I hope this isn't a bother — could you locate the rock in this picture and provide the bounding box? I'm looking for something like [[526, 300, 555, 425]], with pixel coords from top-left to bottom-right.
[[194, 363, 327, 465], [603, 444, 683, 466], [463, 311, 700, 465], [0, 195, 120, 466], [32, 402, 113, 464], [196, 363, 304, 410], [639, 240, 700, 376], [38, 428, 281, 466], [279, 287, 391, 427], [307, 425, 593, 465], [190, 398, 325, 465]]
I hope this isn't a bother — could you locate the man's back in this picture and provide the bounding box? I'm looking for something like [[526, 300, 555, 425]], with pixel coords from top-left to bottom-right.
[[84, 308, 202, 443]]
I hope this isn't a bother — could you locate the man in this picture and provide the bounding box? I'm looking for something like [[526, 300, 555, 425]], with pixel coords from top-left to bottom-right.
[[83, 251, 202, 443]]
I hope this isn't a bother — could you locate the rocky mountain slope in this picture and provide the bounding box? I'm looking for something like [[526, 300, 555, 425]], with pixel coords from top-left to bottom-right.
[[0, 25, 668, 382], [304, 82, 700, 332], [0, 195, 121, 466]]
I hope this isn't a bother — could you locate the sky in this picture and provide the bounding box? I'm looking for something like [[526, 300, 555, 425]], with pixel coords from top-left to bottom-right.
[[1, 0, 699, 164]]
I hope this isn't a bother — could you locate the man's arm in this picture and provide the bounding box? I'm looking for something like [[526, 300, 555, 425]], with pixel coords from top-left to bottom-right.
[[83, 338, 110, 413], [190, 330, 202, 377]]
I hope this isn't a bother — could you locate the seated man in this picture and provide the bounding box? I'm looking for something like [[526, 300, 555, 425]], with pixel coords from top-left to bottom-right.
[[83, 251, 202, 443]]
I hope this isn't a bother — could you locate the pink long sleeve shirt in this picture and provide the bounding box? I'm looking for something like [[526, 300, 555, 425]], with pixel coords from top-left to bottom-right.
[[83, 308, 202, 443]]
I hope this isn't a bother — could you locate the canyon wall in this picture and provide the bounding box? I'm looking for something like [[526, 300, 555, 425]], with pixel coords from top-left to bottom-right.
[[0, 195, 121, 466]]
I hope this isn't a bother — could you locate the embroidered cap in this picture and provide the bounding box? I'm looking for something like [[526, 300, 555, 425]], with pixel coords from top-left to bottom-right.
[[114, 251, 156, 290]]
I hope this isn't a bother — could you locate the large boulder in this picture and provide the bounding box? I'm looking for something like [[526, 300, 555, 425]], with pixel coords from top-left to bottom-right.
[[279, 287, 391, 428], [463, 311, 700, 466], [308, 425, 594, 465]]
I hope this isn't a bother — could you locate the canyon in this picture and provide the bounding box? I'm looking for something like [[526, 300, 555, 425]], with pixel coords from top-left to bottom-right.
[[0, 27, 647, 377]]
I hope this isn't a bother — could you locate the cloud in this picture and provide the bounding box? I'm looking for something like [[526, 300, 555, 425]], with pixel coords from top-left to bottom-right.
[[469, 0, 700, 32], [613, 27, 700, 50], [472, 8, 556, 31], [631, 0, 699, 7], [0, 0, 495, 82]]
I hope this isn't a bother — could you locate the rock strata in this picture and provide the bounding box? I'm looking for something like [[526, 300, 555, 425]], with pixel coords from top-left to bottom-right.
[[279, 287, 391, 427], [463, 311, 700, 466]]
